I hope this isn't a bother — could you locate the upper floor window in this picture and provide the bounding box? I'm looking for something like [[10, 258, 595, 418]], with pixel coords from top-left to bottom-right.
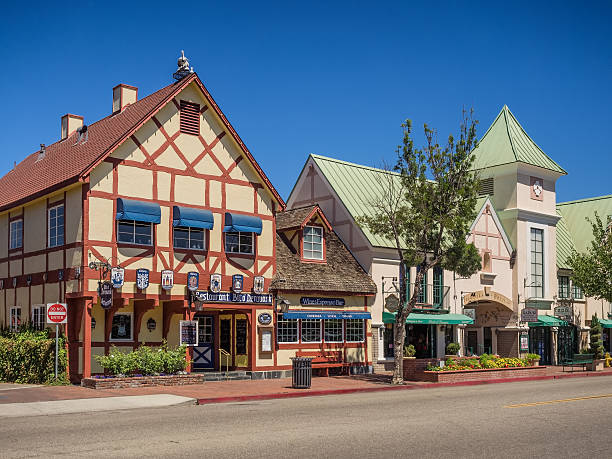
[[417, 266, 427, 304], [174, 227, 205, 250], [48, 204, 65, 247], [558, 276, 570, 299], [117, 220, 153, 246], [180, 100, 200, 135], [225, 232, 253, 255], [303, 226, 323, 260], [572, 282, 583, 300], [433, 266, 444, 307], [530, 228, 544, 298], [9, 219, 23, 249]]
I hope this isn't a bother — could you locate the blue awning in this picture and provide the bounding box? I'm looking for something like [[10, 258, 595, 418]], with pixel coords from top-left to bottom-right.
[[282, 310, 371, 320], [173, 206, 214, 230], [223, 213, 262, 235], [116, 198, 161, 224]]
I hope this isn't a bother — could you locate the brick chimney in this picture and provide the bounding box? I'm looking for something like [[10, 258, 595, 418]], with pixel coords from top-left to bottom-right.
[[113, 84, 138, 113], [61, 114, 84, 140]]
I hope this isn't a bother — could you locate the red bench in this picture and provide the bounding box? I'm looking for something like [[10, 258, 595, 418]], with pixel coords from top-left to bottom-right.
[[295, 351, 347, 376]]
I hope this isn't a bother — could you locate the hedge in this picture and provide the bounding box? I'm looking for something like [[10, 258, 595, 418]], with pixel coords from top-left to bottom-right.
[[95, 342, 189, 376]]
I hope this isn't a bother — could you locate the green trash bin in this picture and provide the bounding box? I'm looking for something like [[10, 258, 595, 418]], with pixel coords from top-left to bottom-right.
[[291, 357, 313, 389]]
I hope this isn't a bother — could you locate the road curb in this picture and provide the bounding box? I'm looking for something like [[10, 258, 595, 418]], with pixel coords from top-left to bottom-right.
[[196, 370, 612, 405]]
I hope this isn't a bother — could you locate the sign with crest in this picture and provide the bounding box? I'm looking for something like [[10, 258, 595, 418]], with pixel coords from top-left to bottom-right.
[[210, 274, 221, 293], [100, 281, 113, 309], [111, 267, 124, 288], [254, 276, 265, 294], [161, 270, 174, 290], [187, 272, 199, 292], [232, 275, 243, 293], [136, 269, 150, 290]]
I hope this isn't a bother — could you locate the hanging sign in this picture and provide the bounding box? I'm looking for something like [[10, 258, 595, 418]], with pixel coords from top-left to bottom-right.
[[161, 270, 174, 290], [232, 275, 244, 293], [210, 274, 221, 293], [111, 267, 124, 288], [253, 276, 265, 294], [521, 308, 539, 323], [100, 281, 113, 309], [520, 333, 529, 352], [136, 269, 150, 290], [300, 297, 345, 307], [179, 320, 198, 346], [187, 272, 199, 292], [46, 303, 68, 324], [258, 312, 272, 325]]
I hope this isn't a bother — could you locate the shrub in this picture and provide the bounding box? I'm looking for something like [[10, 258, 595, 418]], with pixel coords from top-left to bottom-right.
[[526, 353, 541, 362], [446, 342, 461, 355], [403, 344, 416, 357], [95, 341, 189, 376], [589, 314, 605, 360]]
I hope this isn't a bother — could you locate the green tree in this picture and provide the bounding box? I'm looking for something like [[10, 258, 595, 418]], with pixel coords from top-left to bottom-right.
[[358, 110, 482, 384], [567, 213, 612, 303], [589, 314, 604, 360]]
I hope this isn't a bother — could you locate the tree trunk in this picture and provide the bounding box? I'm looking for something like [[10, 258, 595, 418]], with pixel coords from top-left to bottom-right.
[[392, 319, 406, 384]]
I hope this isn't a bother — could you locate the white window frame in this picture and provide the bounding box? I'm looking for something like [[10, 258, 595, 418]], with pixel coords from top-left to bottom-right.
[[345, 319, 365, 343], [117, 220, 153, 246], [300, 319, 322, 343], [173, 226, 206, 251], [323, 319, 344, 343], [48, 204, 65, 248], [224, 231, 254, 255], [527, 223, 548, 299], [109, 312, 134, 341], [31, 305, 46, 331], [9, 306, 21, 331], [303, 226, 324, 260], [277, 317, 299, 343], [10, 219, 23, 250]]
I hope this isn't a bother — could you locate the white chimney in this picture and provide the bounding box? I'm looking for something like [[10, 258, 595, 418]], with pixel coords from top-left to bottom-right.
[[113, 84, 138, 113], [61, 114, 84, 140]]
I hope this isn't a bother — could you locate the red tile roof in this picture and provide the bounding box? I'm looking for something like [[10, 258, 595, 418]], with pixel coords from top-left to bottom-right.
[[0, 73, 285, 212]]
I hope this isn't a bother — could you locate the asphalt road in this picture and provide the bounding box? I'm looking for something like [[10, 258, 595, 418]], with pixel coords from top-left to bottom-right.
[[1, 377, 611, 458]]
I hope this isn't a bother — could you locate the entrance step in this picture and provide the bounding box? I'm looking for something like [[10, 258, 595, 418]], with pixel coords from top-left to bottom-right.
[[201, 371, 251, 382]]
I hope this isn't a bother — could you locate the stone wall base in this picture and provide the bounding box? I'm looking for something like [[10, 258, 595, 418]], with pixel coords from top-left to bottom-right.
[[82, 374, 205, 389]]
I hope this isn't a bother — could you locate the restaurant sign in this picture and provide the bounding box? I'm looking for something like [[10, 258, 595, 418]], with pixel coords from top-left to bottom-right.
[[300, 297, 345, 307], [195, 291, 273, 304], [521, 308, 539, 323]]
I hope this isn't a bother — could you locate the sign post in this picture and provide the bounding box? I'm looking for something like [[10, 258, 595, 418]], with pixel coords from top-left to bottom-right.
[[46, 303, 68, 380]]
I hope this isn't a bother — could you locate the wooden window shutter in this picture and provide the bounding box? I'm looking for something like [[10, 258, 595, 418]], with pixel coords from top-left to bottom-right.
[[180, 100, 200, 135]]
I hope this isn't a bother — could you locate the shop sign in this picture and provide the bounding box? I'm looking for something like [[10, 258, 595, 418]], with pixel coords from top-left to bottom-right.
[[520, 333, 529, 352], [258, 312, 272, 325], [100, 281, 113, 310], [195, 291, 273, 304], [232, 275, 243, 293], [463, 290, 513, 309], [187, 272, 199, 291], [463, 308, 476, 320], [179, 320, 198, 346], [253, 276, 265, 294], [300, 297, 345, 307], [161, 270, 174, 290], [521, 308, 539, 322], [554, 305, 571, 318], [111, 267, 124, 288], [210, 274, 221, 293], [136, 269, 149, 290]]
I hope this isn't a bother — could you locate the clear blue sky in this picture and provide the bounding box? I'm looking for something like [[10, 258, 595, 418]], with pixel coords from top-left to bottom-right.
[[1, 1, 610, 203]]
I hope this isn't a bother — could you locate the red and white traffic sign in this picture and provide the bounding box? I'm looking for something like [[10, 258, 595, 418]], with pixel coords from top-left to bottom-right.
[[46, 303, 68, 324]]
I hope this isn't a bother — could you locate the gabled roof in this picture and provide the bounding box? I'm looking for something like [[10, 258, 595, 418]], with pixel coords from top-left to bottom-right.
[[0, 73, 284, 212], [470, 196, 514, 252], [556, 195, 612, 266], [470, 105, 566, 175], [275, 204, 332, 232]]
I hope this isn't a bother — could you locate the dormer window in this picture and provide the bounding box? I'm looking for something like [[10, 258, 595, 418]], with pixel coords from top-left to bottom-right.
[[303, 226, 323, 260]]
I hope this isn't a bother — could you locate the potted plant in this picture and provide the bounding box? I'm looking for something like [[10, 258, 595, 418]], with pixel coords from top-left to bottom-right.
[[403, 344, 416, 358], [446, 342, 461, 358], [587, 314, 605, 371], [526, 353, 541, 366]]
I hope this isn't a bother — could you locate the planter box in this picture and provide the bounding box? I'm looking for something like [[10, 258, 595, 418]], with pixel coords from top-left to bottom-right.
[[421, 365, 546, 383], [82, 374, 205, 389], [586, 360, 605, 372]]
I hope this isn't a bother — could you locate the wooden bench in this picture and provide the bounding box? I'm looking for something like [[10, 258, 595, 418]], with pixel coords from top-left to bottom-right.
[[562, 354, 594, 372], [295, 351, 347, 376]]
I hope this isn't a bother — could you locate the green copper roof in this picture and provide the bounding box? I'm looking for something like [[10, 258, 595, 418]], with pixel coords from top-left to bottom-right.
[[555, 210, 575, 269], [470, 105, 566, 174], [556, 195, 612, 259]]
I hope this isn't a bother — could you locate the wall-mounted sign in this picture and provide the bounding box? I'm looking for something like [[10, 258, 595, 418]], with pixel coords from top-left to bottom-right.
[[100, 281, 113, 309], [111, 267, 124, 288], [0, 279, 3, 289], [463, 308, 476, 320], [161, 270, 174, 290], [463, 289, 513, 310], [12, 277, 17, 288], [554, 305, 572, 318], [187, 272, 199, 292], [210, 274, 221, 293], [260, 329, 273, 353], [26, 275, 32, 286], [179, 320, 198, 346], [195, 291, 273, 305], [258, 312, 272, 325], [520, 333, 529, 352], [58, 270, 64, 281], [300, 297, 345, 307], [232, 275, 243, 293], [521, 308, 538, 323], [253, 276, 265, 294], [136, 269, 149, 290]]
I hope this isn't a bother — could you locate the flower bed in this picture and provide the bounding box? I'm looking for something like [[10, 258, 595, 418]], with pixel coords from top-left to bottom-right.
[[421, 365, 546, 383], [82, 373, 205, 389]]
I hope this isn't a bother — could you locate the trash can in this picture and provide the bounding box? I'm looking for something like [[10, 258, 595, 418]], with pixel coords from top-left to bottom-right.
[[291, 357, 313, 389]]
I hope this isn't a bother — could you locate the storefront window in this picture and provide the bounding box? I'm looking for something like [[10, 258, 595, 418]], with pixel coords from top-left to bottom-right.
[[530, 228, 544, 298], [558, 276, 570, 299], [235, 319, 247, 354], [324, 319, 343, 342], [301, 319, 321, 342], [10, 307, 21, 331], [346, 319, 365, 342], [110, 313, 133, 340], [384, 324, 394, 358], [117, 220, 152, 245], [277, 317, 299, 343], [225, 232, 253, 254], [173, 227, 205, 250], [32, 305, 46, 331]]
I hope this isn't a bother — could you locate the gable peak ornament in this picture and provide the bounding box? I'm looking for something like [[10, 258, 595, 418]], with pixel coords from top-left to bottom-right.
[[173, 50, 194, 81]]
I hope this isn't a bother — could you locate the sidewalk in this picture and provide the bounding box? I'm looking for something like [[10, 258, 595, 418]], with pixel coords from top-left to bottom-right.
[[2, 366, 612, 416]]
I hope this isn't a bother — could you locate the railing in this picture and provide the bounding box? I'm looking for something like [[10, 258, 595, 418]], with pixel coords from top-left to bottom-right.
[[219, 348, 231, 373], [407, 283, 450, 310]]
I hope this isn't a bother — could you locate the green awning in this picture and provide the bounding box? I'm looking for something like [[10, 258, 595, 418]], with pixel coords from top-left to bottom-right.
[[528, 315, 568, 327], [383, 311, 474, 325], [599, 319, 612, 329]]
